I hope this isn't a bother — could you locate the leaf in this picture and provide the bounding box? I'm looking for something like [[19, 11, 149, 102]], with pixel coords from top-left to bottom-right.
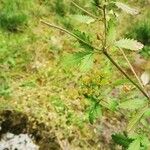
[[128, 139, 141, 150], [141, 71, 150, 85], [73, 30, 94, 51], [70, 15, 95, 24], [140, 135, 150, 149], [115, 2, 139, 15], [89, 103, 102, 124], [107, 19, 116, 44], [62, 51, 94, 72], [108, 100, 118, 111], [115, 38, 144, 51], [112, 133, 133, 148], [80, 53, 94, 71], [143, 108, 150, 117], [127, 107, 148, 132], [92, 0, 101, 6], [119, 99, 146, 110], [141, 135, 150, 147]]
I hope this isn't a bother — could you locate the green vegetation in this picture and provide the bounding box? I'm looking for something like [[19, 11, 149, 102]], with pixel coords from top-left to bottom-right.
[[0, 0, 150, 149], [0, 0, 30, 31]]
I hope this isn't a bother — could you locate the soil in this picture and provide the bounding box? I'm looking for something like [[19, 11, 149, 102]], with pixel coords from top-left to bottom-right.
[[0, 110, 60, 150]]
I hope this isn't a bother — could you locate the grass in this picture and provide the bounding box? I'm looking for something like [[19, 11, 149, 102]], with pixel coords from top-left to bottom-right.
[[0, 0, 31, 31], [126, 13, 150, 58]]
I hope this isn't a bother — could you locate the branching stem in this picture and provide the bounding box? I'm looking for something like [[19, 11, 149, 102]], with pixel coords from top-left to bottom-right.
[[103, 2, 107, 51], [119, 48, 149, 98], [41, 19, 149, 100], [40, 20, 101, 52], [103, 51, 149, 99]]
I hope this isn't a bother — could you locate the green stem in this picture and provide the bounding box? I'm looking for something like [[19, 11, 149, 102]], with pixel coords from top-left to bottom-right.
[[102, 0, 107, 52], [71, 1, 99, 19], [119, 48, 149, 98], [40, 20, 101, 52], [103, 51, 149, 100]]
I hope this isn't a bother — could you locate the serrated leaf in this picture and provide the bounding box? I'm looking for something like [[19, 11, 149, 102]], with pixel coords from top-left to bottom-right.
[[127, 107, 148, 132], [62, 52, 87, 66], [107, 19, 116, 44], [119, 99, 146, 110], [141, 135, 150, 147], [70, 15, 95, 24], [141, 71, 150, 85], [89, 103, 102, 124], [115, 2, 139, 15], [112, 133, 133, 148], [128, 139, 141, 150], [115, 38, 144, 51], [62, 51, 94, 72], [108, 100, 118, 111], [73, 30, 94, 51], [80, 53, 94, 71]]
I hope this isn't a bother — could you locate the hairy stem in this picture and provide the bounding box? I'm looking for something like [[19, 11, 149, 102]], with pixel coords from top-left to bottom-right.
[[71, 1, 99, 19], [101, 0, 149, 99], [119, 48, 149, 98], [103, 2, 107, 51], [103, 51, 149, 99], [40, 20, 102, 52]]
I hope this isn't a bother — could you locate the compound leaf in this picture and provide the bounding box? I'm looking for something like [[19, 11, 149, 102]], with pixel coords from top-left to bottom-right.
[[112, 133, 133, 148], [73, 30, 94, 51], [115, 38, 144, 51], [80, 53, 94, 71], [63, 51, 94, 72]]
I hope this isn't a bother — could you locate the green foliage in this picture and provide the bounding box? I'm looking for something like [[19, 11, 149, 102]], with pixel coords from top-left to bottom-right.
[[0, 76, 11, 98], [127, 107, 149, 132], [88, 102, 102, 124], [112, 133, 150, 150], [54, 0, 66, 17], [92, 0, 101, 6], [73, 30, 94, 51], [0, 32, 31, 70], [55, 2, 148, 140], [140, 46, 150, 58], [107, 19, 117, 44], [0, 0, 29, 31], [127, 17, 150, 58], [128, 138, 141, 150], [115, 38, 144, 51], [127, 19, 150, 45], [62, 30, 95, 71], [42, 0, 149, 150], [112, 133, 133, 148], [63, 51, 94, 72]]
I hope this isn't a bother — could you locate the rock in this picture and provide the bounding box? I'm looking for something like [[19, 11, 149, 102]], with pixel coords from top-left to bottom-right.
[[0, 132, 39, 150]]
